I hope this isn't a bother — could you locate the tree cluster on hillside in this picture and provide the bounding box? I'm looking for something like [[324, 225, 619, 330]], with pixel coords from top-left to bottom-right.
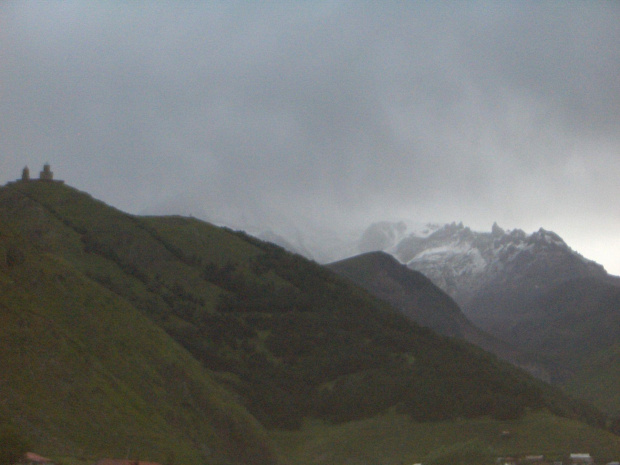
[[157, 245, 576, 428], [2, 182, 609, 434]]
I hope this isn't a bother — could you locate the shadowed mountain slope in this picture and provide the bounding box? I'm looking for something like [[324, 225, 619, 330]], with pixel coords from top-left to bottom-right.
[[0, 180, 615, 463], [328, 252, 473, 338], [0, 189, 278, 465], [501, 276, 620, 414], [337, 221, 619, 414], [327, 252, 566, 382]]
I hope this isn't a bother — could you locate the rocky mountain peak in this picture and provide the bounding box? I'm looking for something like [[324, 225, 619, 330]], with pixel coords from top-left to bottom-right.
[[353, 221, 608, 308], [491, 222, 505, 237]]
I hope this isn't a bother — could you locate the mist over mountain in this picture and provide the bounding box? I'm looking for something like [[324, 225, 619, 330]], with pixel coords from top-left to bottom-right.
[[6, 179, 617, 463], [3, 2, 620, 461], [327, 251, 566, 383], [253, 219, 619, 413]]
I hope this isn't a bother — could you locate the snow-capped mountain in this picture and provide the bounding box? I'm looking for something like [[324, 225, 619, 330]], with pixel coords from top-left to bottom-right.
[[256, 218, 608, 328], [248, 219, 619, 409], [249, 219, 606, 310], [339, 220, 611, 348], [388, 221, 607, 309]]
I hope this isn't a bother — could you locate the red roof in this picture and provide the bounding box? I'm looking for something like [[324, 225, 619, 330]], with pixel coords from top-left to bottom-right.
[[24, 452, 53, 463]]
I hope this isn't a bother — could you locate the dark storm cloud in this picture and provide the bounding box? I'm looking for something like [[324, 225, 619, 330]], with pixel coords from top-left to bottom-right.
[[1, 1, 619, 271]]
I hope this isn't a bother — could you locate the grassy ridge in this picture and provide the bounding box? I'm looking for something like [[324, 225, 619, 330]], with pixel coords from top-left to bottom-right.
[[0, 186, 278, 464], [327, 251, 566, 383], [566, 343, 620, 415], [328, 251, 469, 337], [272, 411, 620, 465], [1, 181, 618, 464]]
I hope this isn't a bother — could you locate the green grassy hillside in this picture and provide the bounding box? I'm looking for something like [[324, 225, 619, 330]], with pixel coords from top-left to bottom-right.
[[1, 180, 617, 463], [272, 411, 620, 465], [0, 184, 278, 465], [566, 343, 620, 416]]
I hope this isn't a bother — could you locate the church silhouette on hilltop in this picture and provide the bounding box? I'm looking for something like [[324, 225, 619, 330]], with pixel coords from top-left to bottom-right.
[[18, 164, 64, 184]]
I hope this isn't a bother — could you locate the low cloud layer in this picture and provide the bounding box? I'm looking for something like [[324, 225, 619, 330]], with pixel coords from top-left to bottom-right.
[[1, 2, 619, 272]]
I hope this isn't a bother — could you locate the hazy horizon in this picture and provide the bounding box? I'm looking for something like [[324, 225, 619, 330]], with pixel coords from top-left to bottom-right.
[[2, 1, 619, 274]]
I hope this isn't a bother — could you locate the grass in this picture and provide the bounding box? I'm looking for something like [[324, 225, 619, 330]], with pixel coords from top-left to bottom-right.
[[0, 244, 277, 464], [565, 343, 620, 416], [2, 181, 618, 465], [271, 411, 620, 465]]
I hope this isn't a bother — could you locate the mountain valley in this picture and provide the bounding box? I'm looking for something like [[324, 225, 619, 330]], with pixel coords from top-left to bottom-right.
[[1, 180, 619, 465], [295, 220, 619, 415]]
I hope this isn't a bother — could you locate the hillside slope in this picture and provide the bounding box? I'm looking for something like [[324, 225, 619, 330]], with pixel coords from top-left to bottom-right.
[[328, 252, 471, 339], [0, 199, 278, 464], [0, 180, 615, 462], [327, 252, 566, 382], [336, 221, 619, 413], [352, 221, 607, 311], [502, 277, 620, 414], [272, 411, 620, 465]]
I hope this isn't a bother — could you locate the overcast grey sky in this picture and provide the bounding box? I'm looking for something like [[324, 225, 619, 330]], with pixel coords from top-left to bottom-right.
[[1, 1, 619, 273]]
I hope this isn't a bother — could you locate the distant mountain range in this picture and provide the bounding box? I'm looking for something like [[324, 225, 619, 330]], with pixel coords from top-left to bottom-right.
[[266, 219, 619, 414], [349, 221, 619, 414], [327, 251, 565, 383], [2, 180, 616, 464]]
